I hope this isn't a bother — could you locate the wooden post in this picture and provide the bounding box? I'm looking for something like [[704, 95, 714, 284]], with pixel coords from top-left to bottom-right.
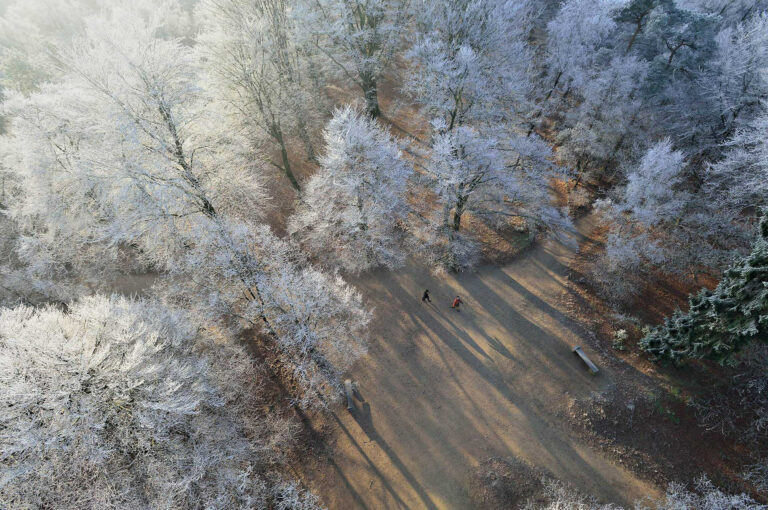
[[344, 379, 355, 412]]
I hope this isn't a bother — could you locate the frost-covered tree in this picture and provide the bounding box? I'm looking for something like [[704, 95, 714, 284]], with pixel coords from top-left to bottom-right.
[[641, 211, 768, 364], [1, 6, 264, 288], [0, 211, 86, 307], [430, 125, 563, 234], [520, 0, 768, 305], [624, 4, 722, 153], [593, 142, 688, 301], [405, 0, 533, 131], [613, 1, 718, 98], [706, 103, 768, 220], [645, 6, 718, 70], [0, 295, 320, 509], [703, 14, 768, 146], [198, 0, 326, 191], [0, 0, 196, 94], [1, 6, 369, 407], [289, 107, 413, 272], [293, 0, 409, 117], [544, 0, 622, 95], [639, 476, 764, 509], [678, 0, 768, 26], [618, 139, 689, 227], [553, 55, 648, 173], [422, 124, 569, 271], [596, 138, 748, 289], [587, 230, 667, 306], [570, 8, 768, 294], [541, 0, 654, 170], [548, 0, 719, 170], [613, 0, 671, 53], [544, 0, 767, 171], [172, 223, 370, 406], [0, 0, 93, 92]]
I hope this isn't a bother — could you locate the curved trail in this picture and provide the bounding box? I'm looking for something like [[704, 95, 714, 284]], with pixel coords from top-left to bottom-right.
[[303, 215, 660, 509]]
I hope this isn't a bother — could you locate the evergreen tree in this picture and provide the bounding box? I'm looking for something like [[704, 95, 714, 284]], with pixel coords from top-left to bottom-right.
[[641, 212, 768, 364]]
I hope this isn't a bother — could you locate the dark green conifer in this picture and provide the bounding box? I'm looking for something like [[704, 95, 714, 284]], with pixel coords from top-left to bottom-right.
[[642, 213, 768, 364]]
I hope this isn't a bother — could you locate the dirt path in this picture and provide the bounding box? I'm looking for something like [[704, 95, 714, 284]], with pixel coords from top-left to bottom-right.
[[301, 215, 662, 509]]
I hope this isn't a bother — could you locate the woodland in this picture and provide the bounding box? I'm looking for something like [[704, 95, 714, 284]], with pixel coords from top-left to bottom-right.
[[0, 0, 767, 508]]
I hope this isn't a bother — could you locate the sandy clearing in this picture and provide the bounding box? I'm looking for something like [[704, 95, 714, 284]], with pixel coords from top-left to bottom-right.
[[301, 215, 662, 509]]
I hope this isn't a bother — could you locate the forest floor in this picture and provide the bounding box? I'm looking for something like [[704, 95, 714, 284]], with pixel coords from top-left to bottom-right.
[[296, 213, 662, 509], [560, 210, 761, 500]]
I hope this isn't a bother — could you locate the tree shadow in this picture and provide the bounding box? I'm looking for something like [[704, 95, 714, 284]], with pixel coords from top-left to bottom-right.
[[494, 265, 580, 333], [375, 278, 638, 506], [486, 335, 515, 360], [333, 257, 653, 507], [330, 411, 410, 509], [349, 402, 440, 510]]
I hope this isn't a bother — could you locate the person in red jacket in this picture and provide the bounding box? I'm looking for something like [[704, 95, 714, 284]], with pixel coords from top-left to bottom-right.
[[451, 295, 463, 311]]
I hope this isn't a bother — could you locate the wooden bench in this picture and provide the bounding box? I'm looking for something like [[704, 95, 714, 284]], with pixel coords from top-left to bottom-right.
[[572, 346, 599, 375], [344, 379, 355, 412]]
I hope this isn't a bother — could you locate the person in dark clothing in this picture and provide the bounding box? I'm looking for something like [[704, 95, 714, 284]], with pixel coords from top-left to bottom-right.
[[421, 289, 431, 303]]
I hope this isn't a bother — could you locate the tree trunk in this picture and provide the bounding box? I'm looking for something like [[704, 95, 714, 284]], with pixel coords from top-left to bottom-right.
[[448, 107, 458, 132], [608, 110, 638, 164], [452, 195, 467, 232], [356, 194, 375, 263], [665, 41, 686, 69], [626, 18, 645, 53], [527, 70, 562, 137], [158, 103, 217, 217], [448, 88, 463, 131], [361, 74, 380, 118], [562, 82, 572, 101], [273, 124, 301, 192], [452, 209, 462, 231], [297, 117, 318, 164]]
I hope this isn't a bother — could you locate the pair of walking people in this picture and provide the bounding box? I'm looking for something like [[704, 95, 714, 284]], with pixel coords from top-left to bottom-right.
[[421, 289, 463, 311]]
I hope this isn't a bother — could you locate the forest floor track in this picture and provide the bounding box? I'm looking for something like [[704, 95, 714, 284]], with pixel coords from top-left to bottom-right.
[[301, 214, 661, 509]]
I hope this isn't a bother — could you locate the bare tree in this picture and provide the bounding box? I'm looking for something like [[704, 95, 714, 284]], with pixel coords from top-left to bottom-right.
[[293, 0, 409, 117], [199, 0, 328, 192]]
